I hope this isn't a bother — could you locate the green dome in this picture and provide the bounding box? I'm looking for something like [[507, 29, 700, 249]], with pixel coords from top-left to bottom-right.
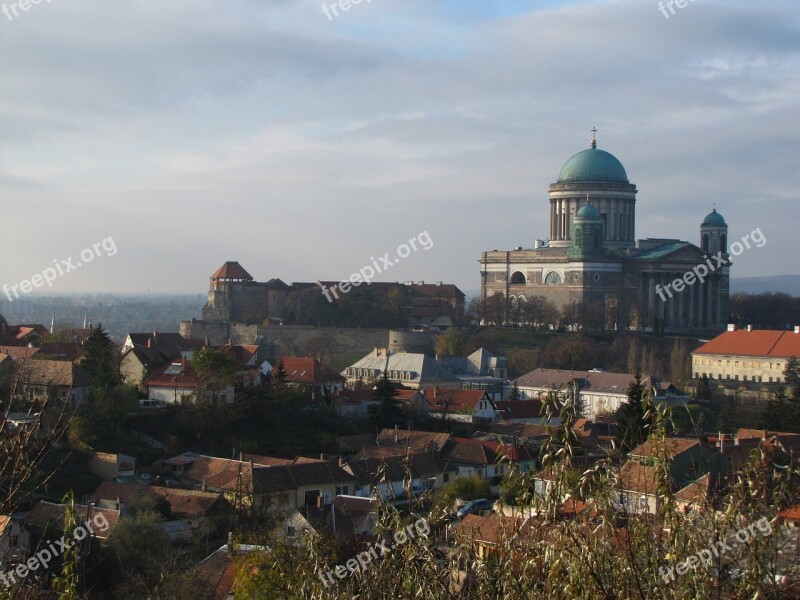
[[702, 209, 727, 227], [576, 202, 602, 219], [558, 147, 628, 183]]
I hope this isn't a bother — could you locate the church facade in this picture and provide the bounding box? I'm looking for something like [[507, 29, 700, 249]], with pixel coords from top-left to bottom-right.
[[479, 132, 730, 333]]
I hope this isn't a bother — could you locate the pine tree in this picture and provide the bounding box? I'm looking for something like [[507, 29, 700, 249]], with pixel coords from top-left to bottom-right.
[[374, 371, 401, 428], [614, 373, 652, 452], [80, 324, 119, 392]]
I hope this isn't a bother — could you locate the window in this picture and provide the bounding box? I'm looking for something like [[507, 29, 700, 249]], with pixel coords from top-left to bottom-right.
[[443, 473, 450, 483], [336, 485, 349, 496], [286, 526, 296, 537], [510, 271, 526, 285]]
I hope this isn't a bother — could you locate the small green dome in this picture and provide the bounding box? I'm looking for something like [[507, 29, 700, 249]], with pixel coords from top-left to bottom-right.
[[558, 147, 628, 183], [702, 209, 727, 227], [576, 202, 602, 219]]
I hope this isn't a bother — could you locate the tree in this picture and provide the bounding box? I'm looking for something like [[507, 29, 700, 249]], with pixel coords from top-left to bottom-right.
[[81, 324, 119, 391], [614, 374, 653, 453], [434, 328, 469, 358], [509, 382, 521, 401], [433, 475, 491, 514], [373, 371, 402, 428], [193, 347, 238, 403], [760, 356, 800, 433]]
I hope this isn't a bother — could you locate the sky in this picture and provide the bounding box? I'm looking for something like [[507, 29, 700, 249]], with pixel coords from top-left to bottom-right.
[[1, 0, 799, 296]]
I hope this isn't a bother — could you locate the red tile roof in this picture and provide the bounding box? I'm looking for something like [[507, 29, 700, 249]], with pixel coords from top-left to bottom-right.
[[628, 438, 701, 460], [779, 505, 800, 522], [210, 261, 253, 281], [274, 357, 344, 384], [426, 389, 490, 414], [693, 329, 800, 358], [25, 501, 119, 538], [147, 358, 199, 389]]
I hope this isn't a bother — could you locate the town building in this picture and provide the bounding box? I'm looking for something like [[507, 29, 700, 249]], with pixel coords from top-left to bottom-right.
[[479, 131, 730, 333], [691, 325, 800, 383]]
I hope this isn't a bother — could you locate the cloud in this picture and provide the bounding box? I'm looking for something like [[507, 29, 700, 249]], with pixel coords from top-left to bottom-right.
[[0, 0, 798, 293]]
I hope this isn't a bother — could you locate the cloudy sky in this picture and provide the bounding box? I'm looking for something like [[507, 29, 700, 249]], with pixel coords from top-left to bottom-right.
[[1, 0, 798, 296]]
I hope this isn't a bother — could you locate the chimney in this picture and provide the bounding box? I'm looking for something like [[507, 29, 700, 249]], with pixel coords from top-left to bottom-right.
[[794, 326, 800, 334], [747, 325, 753, 332], [147, 337, 153, 348], [727, 324, 737, 332], [201, 478, 207, 492], [316, 495, 324, 509]]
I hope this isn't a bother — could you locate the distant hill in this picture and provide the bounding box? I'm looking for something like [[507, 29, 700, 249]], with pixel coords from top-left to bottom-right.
[[731, 275, 800, 296]]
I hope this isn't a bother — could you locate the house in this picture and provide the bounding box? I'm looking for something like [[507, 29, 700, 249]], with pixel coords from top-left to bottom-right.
[[346, 453, 452, 500], [442, 438, 532, 489], [779, 505, 800, 529], [120, 346, 175, 391], [0, 324, 49, 347], [451, 513, 532, 560], [350, 429, 453, 459], [691, 325, 800, 384], [616, 438, 727, 514], [273, 356, 345, 399], [24, 501, 119, 541], [424, 389, 500, 425], [36, 343, 83, 362], [147, 358, 235, 404], [14, 361, 91, 405], [511, 368, 689, 421], [297, 494, 379, 538], [121, 331, 206, 358], [0, 345, 41, 364], [254, 460, 357, 511], [195, 538, 268, 600], [88, 452, 136, 481], [0, 515, 28, 570], [493, 399, 548, 424], [342, 348, 458, 390], [90, 480, 235, 540]]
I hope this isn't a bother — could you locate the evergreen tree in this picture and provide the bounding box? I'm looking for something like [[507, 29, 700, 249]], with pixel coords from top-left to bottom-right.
[[374, 371, 401, 428], [80, 324, 119, 392], [509, 382, 521, 401], [760, 356, 800, 433], [614, 373, 653, 452]]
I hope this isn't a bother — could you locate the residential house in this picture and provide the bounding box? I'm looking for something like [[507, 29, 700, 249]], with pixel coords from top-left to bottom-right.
[[494, 398, 548, 424], [451, 513, 533, 560], [443, 437, 535, 489], [346, 453, 452, 500], [616, 438, 727, 514], [691, 325, 800, 384], [512, 368, 689, 421], [147, 358, 235, 404], [88, 452, 136, 481], [24, 501, 119, 542], [424, 389, 500, 426], [91, 481, 234, 540], [273, 356, 345, 400], [0, 516, 28, 570], [195, 538, 268, 600], [0, 324, 49, 347], [36, 343, 83, 362], [14, 361, 91, 405]]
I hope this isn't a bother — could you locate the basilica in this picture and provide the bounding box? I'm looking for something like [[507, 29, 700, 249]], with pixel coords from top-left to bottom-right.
[[479, 131, 730, 333]]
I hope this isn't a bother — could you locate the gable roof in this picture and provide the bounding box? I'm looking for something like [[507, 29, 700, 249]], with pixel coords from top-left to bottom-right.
[[426, 389, 492, 414], [25, 501, 119, 538], [275, 357, 344, 384], [0, 345, 41, 363], [147, 359, 199, 389], [628, 438, 701, 460], [16, 361, 91, 388], [494, 400, 545, 420], [196, 546, 238, 600], [693, 329, 800, 358]]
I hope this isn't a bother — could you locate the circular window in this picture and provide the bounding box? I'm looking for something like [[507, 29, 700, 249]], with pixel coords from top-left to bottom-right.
[[593, 273, 601, 282], [572, 273, 580, 282]]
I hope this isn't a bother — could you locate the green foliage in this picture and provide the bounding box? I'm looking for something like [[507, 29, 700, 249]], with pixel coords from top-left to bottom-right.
[[614, 373, 654, 453], [373, 371, 402, 428], [760, 356, 800, 433], [80, 324, 119, 391], [433, 475, 491, 513], [434, 328, 469, 358]]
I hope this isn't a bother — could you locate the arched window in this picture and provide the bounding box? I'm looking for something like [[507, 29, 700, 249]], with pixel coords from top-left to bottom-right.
[[510, 271, 526, 285]]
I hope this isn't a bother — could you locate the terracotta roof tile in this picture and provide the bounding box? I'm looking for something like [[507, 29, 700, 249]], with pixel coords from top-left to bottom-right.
[[694, 329, 800, 358]]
